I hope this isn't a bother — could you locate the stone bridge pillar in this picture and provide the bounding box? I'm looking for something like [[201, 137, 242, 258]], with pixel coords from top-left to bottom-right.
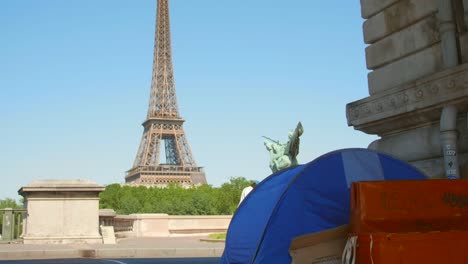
[[347, 0, 468, 178]]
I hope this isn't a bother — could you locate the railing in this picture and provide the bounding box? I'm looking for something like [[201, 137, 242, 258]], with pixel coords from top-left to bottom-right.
[[99, 211, 134, 233], [126, 165, 205, 176], [113, 217, 134, 232], [0, 208, 26, 242]]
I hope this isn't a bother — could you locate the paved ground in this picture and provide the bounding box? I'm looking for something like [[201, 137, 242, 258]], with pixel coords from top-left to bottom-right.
[[0, 258, 220, 264], [0, 237, 225, 261]]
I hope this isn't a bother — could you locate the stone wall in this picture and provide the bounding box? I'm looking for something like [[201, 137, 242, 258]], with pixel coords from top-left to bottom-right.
[[102, 212, 232, 238], [347, 0, 468, 178], [168, 215, 232, 234], [363, 0, 442, 95]]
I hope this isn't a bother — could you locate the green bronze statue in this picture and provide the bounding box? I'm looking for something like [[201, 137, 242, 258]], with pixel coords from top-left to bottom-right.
[[264, 122, 304, 173]]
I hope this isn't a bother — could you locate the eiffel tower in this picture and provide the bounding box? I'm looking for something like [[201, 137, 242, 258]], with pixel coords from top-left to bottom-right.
[[126, 0, 207, 187]]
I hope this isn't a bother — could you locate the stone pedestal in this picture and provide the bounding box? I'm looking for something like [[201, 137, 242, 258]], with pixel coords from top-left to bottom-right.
[[18, 180, 105, 244]]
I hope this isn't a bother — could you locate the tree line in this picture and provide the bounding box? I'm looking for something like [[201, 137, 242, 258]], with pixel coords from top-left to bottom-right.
[[0, 198, 22, 209], [99, 177, 252, 215]]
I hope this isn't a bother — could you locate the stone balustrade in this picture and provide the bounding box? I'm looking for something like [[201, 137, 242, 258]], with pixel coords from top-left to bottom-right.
[[0, 208, 26, 242], [99, 210, 231, 238]]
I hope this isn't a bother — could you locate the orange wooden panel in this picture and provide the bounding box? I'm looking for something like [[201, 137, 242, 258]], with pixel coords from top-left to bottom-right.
[[350, 180, 468, 234], [356, 231, 468, 264]]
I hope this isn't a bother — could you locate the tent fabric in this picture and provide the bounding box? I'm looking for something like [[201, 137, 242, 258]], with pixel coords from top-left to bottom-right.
[[221, 165, 306, 264], [220, 148, 428, 264]]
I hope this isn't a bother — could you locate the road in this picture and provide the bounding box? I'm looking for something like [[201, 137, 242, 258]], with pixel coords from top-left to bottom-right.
[[0, 258, 220, 264]]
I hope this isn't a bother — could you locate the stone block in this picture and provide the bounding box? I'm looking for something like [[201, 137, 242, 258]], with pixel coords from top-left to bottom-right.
[[18, 179, 105, 244], [168, 215, 231, 234], [132, 214, 170, 237], [360, 0, 399, 19], [100, 226, 116, 244], [368, 43, 443, 95], [402, 152, 468, 179], [410, 157, 445, 179], [365, 15, 439, 69], [363, 0, 437, 44], [369, 118, 468, 164]]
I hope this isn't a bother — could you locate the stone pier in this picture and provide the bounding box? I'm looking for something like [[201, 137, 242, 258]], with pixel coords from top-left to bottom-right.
[[347, 0, 468, 178], [18, 180, 105, 244]]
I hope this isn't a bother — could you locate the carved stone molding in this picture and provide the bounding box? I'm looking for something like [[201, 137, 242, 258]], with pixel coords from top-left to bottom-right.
[[347, 63, 468, 135]]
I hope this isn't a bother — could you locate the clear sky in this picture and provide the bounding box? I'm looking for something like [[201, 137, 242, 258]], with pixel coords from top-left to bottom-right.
[[1, 1, 377, 199]]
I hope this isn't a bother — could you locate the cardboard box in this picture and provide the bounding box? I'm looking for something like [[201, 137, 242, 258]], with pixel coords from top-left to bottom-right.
[[350, 180, 468, 233], [289, 225, 349, 264], [355, 231, 468, 264]]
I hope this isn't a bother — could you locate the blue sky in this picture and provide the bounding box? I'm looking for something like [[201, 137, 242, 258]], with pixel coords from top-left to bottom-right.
[[1, 1, 376, 199]]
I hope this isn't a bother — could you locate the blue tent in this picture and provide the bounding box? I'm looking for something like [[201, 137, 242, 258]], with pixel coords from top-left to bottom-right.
[[220, 148, 428, 264]]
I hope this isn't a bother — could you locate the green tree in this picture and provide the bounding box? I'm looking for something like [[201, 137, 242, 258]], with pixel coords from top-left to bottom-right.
[[0, 198, 22, 209], [212, 177, 251, 214], [98, 177, 252, 215], [99, 184, 122, 210]]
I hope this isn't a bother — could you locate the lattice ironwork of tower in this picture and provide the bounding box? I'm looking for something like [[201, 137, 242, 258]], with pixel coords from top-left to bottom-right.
[[126, 0, 207, 187]]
